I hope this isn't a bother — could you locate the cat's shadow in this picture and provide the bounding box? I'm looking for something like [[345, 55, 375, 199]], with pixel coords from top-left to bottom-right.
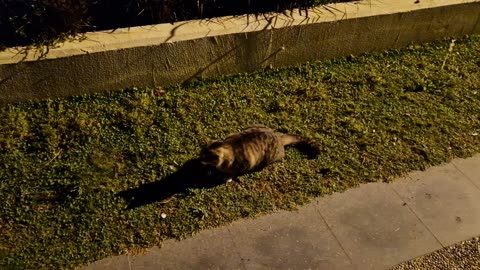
[[116, 159, 227, 210]]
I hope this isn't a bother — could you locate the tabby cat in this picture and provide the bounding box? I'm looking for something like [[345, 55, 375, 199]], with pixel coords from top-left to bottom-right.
[[199, 125, 320, 181]]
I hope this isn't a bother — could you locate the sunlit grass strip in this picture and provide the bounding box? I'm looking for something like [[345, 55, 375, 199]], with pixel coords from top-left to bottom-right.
[[0, 35, 479, 269]]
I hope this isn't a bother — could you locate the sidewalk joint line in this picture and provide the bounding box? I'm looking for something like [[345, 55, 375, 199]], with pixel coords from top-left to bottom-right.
[[452, 162, 480, 191], [389, 184, 445, 248], [313, 202, 356, 268], [226, 227, 248, 270]]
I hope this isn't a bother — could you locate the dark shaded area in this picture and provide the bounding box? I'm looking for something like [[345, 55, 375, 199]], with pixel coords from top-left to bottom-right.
[[0, 0, 352, 48], [117, 158, 228, 209], [291, 141, 322, 159], [0, 0, 90, 48], [43, 183, 80, 204]]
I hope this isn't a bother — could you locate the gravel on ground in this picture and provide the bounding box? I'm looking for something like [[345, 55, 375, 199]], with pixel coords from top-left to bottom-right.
[[391, 236, 480, 270]]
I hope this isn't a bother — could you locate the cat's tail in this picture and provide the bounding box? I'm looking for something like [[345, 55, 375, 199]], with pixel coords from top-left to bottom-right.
[[279, 134, 321, 159]]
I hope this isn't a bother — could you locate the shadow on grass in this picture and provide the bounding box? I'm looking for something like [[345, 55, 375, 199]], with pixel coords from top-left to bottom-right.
[[116, 142, 321, 209], [116, 159, 228, 210]]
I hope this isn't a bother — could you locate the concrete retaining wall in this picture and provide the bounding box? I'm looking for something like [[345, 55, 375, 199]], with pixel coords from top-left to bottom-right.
[[0, 0, 479, 104]]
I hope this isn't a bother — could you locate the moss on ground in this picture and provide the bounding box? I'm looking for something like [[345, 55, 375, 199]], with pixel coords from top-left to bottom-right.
[[1, 36, 480, 269]]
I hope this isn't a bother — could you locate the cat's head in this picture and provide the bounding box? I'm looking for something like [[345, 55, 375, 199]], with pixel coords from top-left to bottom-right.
[[199, 140, 229, 168]]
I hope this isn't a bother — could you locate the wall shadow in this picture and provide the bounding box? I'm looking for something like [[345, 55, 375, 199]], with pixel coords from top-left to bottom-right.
[[116, 158, 227, 210]]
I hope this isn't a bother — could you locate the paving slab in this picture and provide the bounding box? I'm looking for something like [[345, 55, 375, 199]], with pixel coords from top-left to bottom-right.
[[79, 254, 131, 270], [452, 154, 480, 189], [80, 226, 244, 270], [79, 156, 480, 270], [315, 182, 442, 270], [390, 163, 480, 247], [228, 203, 353, 270]]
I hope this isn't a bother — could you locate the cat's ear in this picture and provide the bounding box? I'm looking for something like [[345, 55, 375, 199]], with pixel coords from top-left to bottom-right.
[[202, 139, 220, 148], [204, 139, 224, 149]]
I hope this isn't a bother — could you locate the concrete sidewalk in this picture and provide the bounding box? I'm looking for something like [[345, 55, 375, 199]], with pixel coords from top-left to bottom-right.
[[81, 154, 480, 270]]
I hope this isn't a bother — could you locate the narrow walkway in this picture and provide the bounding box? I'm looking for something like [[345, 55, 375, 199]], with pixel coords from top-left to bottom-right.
[[80, 154, 480, 270]]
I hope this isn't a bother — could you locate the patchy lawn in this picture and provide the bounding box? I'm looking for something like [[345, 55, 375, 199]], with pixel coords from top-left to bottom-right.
[[1, 35, 479, 269]]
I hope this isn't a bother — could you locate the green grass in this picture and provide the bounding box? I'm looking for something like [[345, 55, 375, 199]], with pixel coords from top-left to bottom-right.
[[1, 35, 480, 269]]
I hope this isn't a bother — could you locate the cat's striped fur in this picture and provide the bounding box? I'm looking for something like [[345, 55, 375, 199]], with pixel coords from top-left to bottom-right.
[[199, 125, 320, 180]]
